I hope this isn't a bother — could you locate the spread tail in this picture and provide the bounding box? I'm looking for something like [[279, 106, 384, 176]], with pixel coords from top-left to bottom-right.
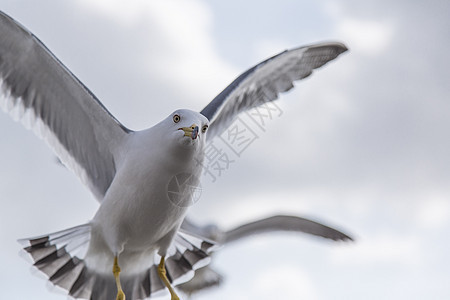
[[19, 224, 216, 299]]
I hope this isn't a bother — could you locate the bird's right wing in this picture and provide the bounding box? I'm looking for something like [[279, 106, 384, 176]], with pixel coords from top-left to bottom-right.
[[0, 11, 132, 200]]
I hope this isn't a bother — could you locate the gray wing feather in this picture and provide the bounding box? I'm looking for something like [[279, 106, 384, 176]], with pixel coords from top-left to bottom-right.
[[224, 215, 353, 243], [200, 42, 348, 140], [177, 266, 223, 296], [0, 11, 130, 200], [181, 214, 353, 244], [178, 215, 352, 295]]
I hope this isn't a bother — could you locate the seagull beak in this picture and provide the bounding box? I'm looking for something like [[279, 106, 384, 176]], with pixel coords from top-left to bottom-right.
[[179, 124, 199, 140]]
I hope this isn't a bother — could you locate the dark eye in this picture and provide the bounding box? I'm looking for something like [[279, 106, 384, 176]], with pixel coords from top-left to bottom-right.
[[173, 114, 181, 123], [202, 125, 208, 133]]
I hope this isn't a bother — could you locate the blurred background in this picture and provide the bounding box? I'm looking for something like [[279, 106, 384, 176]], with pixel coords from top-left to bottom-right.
[[0, 0, 449, 299]]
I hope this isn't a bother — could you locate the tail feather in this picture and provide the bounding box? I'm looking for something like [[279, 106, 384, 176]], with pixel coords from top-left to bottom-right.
[[148, 265, 165, 294], [20, 224, 217, 299], [165, 251, 193, 281], [164, 230, 217, 286], [180, 249, 208, 269], [69, 267, 93, 298], [51, 257, 85, 291]]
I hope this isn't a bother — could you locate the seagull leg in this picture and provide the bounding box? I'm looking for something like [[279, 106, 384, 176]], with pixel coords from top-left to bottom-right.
[[157, 256, 180, 300], [113, 256, 126, 300]]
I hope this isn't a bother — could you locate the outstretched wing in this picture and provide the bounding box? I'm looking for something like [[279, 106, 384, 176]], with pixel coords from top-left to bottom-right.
[[178, 215, 352, 295], [223, 215, 353, 243], [0, 11, 131, 200], [200, 42, 348, 140], [181, 214, 353, 244]]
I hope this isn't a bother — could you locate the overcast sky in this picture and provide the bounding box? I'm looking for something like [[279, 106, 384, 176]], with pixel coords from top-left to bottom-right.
[[1, 0, 449, 299]]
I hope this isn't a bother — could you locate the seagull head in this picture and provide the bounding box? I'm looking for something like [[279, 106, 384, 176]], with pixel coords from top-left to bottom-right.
[[165, 109, 209, 148]]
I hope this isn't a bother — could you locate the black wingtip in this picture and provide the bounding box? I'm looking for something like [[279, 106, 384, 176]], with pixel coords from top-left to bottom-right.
[[336, 42, 349, 54], [339, 233, 355, 242], [302, 41, 349, 55], [330, 227, 355, 243]]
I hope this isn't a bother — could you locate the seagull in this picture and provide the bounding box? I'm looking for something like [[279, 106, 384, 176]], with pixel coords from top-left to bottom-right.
[[0, 10, 348, 300], [178, 215, 353, 296]]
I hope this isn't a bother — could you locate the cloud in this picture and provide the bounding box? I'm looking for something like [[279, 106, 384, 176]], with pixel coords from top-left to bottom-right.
[[415, 193, 450, 229], [251, 265, 318, 299], [336, 19, 394, 55], [323, 2, 395, 56], [330, 234, 422, 266], [77, 0, 238, 111]]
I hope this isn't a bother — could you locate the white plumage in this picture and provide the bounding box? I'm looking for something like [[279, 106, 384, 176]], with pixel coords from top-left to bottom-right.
[[0, 10, 348, 300]]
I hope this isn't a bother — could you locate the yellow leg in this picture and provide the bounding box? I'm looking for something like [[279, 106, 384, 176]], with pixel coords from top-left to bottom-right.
[[157, 256, 180, 300], [113, 256, 126, 300]]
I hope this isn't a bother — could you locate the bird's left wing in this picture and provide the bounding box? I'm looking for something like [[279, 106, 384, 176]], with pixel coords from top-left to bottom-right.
[[200, 42, 348, 140], [181, 214, 353, 244], [223, 215, 353, 243], [0, 11, 131, 201], [178, 215, 352, 295]]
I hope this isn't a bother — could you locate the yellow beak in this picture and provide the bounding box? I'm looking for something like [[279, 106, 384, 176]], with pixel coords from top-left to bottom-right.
[[179, 124, 199, 140]]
